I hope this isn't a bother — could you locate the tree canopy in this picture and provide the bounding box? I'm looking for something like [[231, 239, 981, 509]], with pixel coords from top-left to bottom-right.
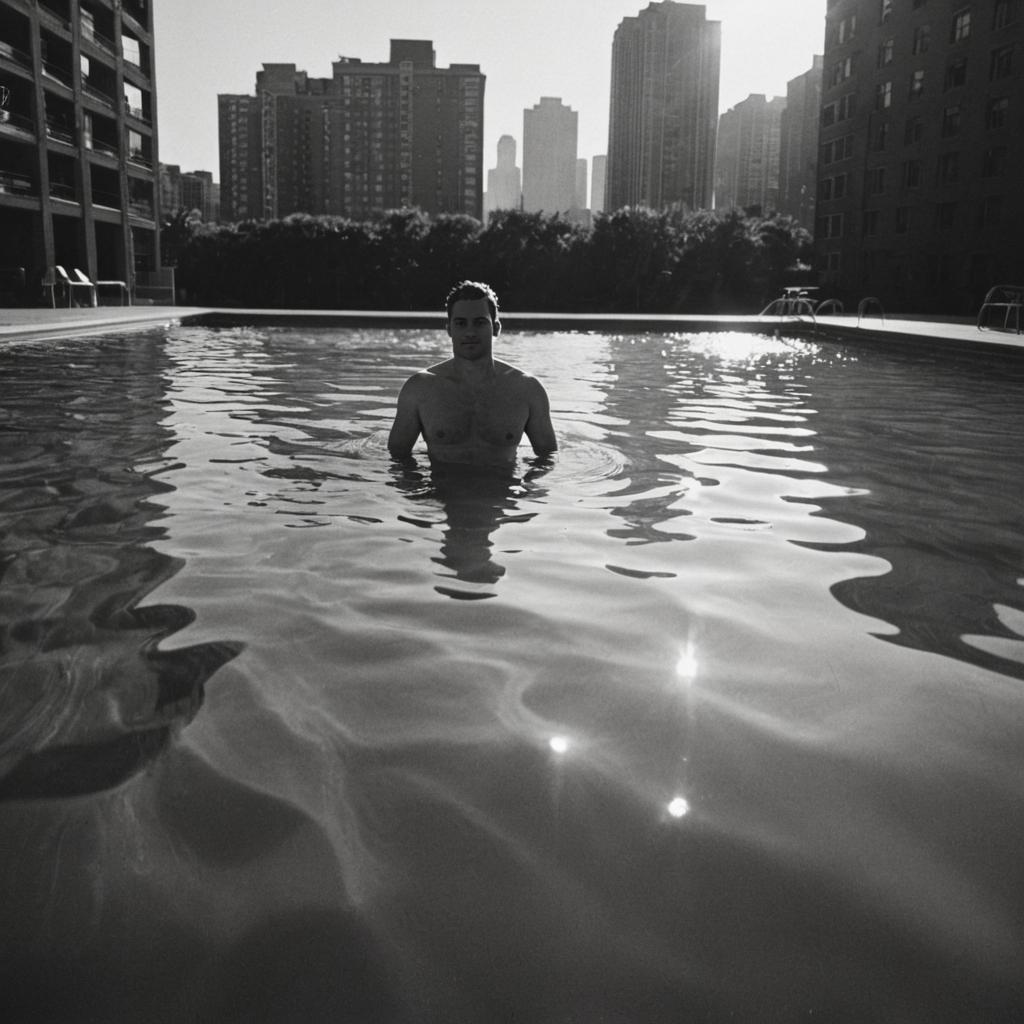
[[168, 206, 812, 313]]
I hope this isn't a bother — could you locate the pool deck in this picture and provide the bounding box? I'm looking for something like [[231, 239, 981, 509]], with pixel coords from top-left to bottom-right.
[[2, 304, 1023, 356]]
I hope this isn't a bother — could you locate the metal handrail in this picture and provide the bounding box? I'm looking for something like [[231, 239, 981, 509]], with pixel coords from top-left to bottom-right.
[[758, 296, 817, 322], [856, 297, 886, 326], [82, 81, 116, 107], [44, 119, 75, 145], [49, 181, 77, 201], [976, 285, 1023, 334], [815, 298, 845, 316]]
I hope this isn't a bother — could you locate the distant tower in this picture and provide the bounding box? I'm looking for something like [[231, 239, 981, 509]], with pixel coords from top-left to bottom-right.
[[714, 93, 786, 214], [522, 97, 578, 214], [606, 2, 721, 212], [778, 56, 822, 231], [575, 158, 588, 209], [484, 134, 522, 217], [591, 155, 607, 214]]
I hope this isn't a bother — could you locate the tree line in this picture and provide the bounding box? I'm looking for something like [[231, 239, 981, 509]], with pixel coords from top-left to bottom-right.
[[163, 207, 812, 314]]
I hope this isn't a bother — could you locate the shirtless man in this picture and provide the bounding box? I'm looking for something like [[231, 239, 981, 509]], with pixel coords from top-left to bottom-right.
[[388, 281, 557, 467]]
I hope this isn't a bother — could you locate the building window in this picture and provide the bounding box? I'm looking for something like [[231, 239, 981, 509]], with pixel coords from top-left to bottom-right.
[[951, 8, 972, 42], [866, 167, 887, 194], [990, 45, 1014, 79], [821, 135, 855, 164], [820, 173, 849, 200], [937, 151, 960, 182], [993, 1, 1018, 29], [895, 206, 912, 233], [982, 146, 1007, 176], [873, 121, 891, 151], [909, 70, 926, 99], [944, 58, 968, 89], [862, 210, 880, 236], [905, 116, 925, 144], [934, 202, 957, 229], [913, 25, 931, 54], [830, 56, 853, 85], [981, 195, 1003, 225], [878, 39, 894, 66], [903, 159, 923, 187], [818, 213, 845, 238], [913, 0, 928, 7], [986, 96, 1009, 129], [941, 105, 961, 136], [876, 81, 893, 108]]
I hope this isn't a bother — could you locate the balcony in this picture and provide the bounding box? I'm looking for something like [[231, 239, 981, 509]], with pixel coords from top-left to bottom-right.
[[0, 108, 35, 139], [82, 80, 116, 109], [0, 167, 34, 194], [44, 118, 74, 146], [128, 197, 153, 219], [49, 180, 77, 202], [41, 59, 74, 89], [0, 40, 33, 72]]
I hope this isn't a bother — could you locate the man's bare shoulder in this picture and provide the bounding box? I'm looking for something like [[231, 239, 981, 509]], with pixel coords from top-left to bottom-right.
[[493, 360, 546, 389]]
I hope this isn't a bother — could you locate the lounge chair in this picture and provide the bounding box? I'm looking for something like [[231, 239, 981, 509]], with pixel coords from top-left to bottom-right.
[[94, 273, 131, 306], [55, 265, 96, 307]]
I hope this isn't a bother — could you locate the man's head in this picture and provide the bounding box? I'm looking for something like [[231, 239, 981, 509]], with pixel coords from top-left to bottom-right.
[[445, 281, 500, 329]]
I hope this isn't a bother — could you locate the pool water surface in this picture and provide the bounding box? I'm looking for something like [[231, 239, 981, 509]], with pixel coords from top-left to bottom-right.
[[1, 325, 1023, 1022]]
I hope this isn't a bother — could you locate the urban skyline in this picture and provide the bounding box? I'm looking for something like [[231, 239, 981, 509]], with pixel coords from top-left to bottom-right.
[[153, 0, 826, 177]]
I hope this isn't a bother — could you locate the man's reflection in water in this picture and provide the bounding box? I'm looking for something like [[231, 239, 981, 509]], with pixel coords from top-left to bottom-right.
[[389, 455, 554, 598]]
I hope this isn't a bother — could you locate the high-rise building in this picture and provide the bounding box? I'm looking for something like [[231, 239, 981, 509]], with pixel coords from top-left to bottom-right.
[[219, 41, 485, 223], [591, 155, 607, 214], [522, 97, 578, 214], [160, 164, 220, 223], [0, 0, 161, 301], [606, 2, 721, 212], [484, 134, 521, 217], [714, 93, 786, 214], [778, 56, 823, 231], [575, 158, 588, 209], [817, 0, 1024, 313]]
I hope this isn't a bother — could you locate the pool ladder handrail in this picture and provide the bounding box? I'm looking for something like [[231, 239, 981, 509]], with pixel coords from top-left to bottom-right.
[[976, 284, 1024, 334], [857, 296, 885, 327], [759, 289, 817, 323]]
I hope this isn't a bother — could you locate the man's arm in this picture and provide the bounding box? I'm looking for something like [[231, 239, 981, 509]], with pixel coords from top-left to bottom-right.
[[524, 378, 558, 456], [388, 376, 424, 458]]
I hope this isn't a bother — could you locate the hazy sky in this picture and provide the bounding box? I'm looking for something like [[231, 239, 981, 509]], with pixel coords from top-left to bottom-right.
[[154, 0, 825, 176]]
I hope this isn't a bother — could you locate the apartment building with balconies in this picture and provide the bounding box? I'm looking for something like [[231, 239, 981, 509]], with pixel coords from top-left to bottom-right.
[[817, 0, 1023, 313], [0, 0, 160, 303]]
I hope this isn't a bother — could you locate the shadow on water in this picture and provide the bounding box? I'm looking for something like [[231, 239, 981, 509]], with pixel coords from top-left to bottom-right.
[[0, 335, 243, 800]]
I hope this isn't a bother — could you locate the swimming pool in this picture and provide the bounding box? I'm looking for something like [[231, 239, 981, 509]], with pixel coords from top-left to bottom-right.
[[1, 324, 1022, 1021]]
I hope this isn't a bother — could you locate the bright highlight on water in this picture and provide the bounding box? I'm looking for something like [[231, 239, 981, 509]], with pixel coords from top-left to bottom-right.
[[1, 324, 1022, 1022]]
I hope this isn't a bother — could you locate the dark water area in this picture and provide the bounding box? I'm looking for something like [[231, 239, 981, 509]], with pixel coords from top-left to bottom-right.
[[1, 327, 1023, 1022]]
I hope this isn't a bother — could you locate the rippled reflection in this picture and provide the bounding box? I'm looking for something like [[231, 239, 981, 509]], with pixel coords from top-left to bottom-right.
[[1, 326, 1022, 1021]]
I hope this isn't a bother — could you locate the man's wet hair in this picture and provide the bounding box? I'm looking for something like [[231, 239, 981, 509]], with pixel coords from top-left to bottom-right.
[[445, 280, 500, 324]]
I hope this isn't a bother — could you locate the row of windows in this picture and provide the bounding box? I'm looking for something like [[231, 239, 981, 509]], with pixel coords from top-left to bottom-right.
[[818, 194, 1003, 240], [821, 145, 1008, 198], [834, 1, 1019, 49]]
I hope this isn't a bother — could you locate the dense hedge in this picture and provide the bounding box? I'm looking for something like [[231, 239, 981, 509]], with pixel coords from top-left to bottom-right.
[[166, 206, 812, 314]]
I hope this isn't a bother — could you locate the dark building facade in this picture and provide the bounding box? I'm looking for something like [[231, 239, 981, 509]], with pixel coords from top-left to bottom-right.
[[606, 2, 721, 212], [0, 0, 160, 301], [817, 0, 1024, 313], [778, 55, 823, 231], [218, 40, 485, 223]]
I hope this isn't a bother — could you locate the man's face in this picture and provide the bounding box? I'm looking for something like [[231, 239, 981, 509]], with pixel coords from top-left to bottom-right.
[[447, 297, 498, 361]]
